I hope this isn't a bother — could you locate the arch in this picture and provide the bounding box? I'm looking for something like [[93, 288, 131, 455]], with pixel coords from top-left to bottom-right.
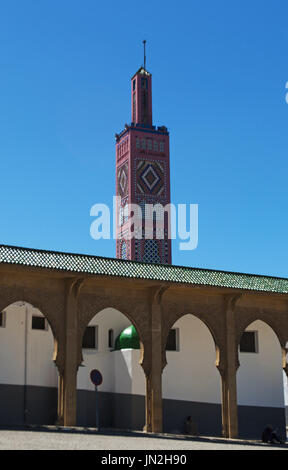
[[237, 319, 286, 439], [237, 316, 286, 351], [236, 314, 288, 382], [79, 305, 145, 349], [162, 309, 222, 372], [162, 313, 222, 436], [0, 285, 65, 369], [78, 297, 149, 371], [0, 300, 58, 425], [77, 306, 146, 430], [0, 299, 59, 366]]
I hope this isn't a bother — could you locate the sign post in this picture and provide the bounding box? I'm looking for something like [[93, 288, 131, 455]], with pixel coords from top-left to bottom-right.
[[90, 369, 103, 430]]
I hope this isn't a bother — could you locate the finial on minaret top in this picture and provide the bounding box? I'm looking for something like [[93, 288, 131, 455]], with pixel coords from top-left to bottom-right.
[[143, 40, 146, 70]]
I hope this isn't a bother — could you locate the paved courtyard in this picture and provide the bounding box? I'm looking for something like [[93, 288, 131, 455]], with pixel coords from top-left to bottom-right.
[[0, 426, 286, 451]]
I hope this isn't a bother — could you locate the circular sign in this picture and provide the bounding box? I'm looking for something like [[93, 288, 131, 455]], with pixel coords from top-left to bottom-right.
[[90, 369, 103, 386]]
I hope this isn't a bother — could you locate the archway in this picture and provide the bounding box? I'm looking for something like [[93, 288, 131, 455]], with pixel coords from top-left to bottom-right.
[[0, 301, 58, 425], [237, 320, 286, 440], [162, 314, 222, 436], [77, 308, 145, 430]]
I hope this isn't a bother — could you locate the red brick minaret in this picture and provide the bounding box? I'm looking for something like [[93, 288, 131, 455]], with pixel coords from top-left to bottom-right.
[[115, 54, 171, 264]]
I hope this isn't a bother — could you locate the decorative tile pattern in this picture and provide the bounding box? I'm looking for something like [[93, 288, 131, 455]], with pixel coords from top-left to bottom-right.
[[117, 161, 128, 198], [1, 245, 287, 294], [143, 239, 161, 264], [120, 241, 127, 260], [136, 160, 165, 196], [118, 196, 129, 226], [117, 236, 130, 259], [135, 238, 169, 264]]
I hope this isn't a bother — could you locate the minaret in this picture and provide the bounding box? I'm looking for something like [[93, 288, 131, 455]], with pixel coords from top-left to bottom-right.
[[115, 44, 172, 264]]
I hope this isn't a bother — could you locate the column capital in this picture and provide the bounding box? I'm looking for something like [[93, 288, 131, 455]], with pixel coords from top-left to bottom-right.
[[224, 293, 242, 312], [149, 285, 170, 306], [66, 277, 85, 299]]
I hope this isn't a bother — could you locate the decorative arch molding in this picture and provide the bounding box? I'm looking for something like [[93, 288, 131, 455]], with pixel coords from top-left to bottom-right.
[[0, 286, 64, 372], [236, 313, 288, 376], [160, 302, 224, 373], [236, 312, 287, 351], [77, 293, 150, 372]]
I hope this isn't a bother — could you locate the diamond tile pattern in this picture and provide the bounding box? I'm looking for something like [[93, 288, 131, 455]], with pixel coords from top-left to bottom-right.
[[143, 240, 161, 264], [0, 244, 288, 294], [117, 162, 128, 198], [136, 160, 165, 196]]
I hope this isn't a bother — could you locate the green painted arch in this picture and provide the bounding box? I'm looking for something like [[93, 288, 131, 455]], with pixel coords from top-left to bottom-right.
[[114, 325, 140, 350]]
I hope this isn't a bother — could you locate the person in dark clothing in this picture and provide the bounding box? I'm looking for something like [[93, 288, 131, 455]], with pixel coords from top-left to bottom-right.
[[261, 426, 283, 444], [185, 416, 198, 436]]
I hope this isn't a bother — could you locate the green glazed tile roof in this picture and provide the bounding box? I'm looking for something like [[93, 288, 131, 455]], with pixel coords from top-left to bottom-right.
[[0, 244, 288, 294]]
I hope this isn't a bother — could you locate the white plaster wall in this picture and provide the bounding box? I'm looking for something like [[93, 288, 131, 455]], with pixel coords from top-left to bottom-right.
[[113, 349, 145, 395], [237, 320, 285, 408], [77, 308, 132, 393], [78, 351, 116, 392], [77, 308, 145, 395], [0, 302, 58, 387], [75, 311, 288, 410], [2, 305, 285, 412], [78, 349, 145, 395], [131, 350, 145, 395], [162, 314, 221, 404], [93, 308, 131, 353], [283, 372, 288, 406], [78, 313, 221, 402], [114, 350, 133, 394]]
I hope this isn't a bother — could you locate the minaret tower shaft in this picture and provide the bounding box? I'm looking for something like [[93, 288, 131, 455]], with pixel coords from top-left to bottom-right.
[[115, 47, 172, 264]]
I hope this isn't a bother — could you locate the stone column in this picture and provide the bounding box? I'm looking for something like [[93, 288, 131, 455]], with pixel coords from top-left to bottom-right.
[[144, 288, 165, 433], [151, 307, 163, 433], [220, 295, 240, 438], [60, 279, 83, 427], [144, 373, 152, 432], [56, 373, 64, 425]]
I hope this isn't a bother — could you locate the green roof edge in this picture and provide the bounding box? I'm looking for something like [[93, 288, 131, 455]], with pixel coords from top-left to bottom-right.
[[0, 244, 287, 294]]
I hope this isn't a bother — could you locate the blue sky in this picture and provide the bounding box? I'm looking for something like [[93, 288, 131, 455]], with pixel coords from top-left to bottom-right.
[[0, 0, 287, 277]]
